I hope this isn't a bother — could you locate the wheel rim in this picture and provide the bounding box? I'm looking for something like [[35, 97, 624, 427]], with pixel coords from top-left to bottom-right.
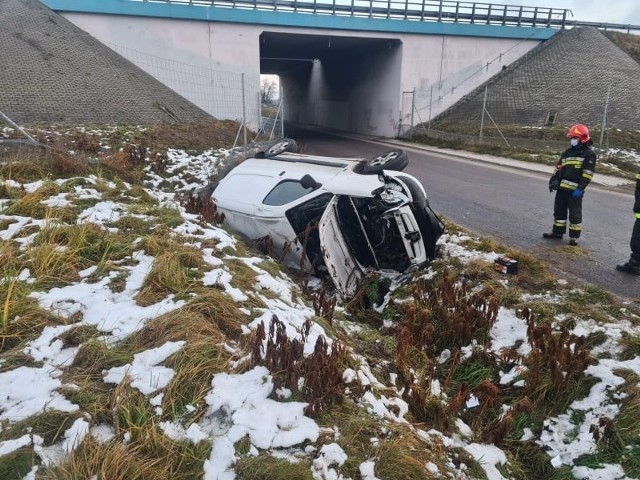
[[267, 141, 288, 154], [369, 151, 398, 167]]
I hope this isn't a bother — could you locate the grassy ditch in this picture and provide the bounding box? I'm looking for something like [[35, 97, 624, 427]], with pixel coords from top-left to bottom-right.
[[1, 121, 640, 479]]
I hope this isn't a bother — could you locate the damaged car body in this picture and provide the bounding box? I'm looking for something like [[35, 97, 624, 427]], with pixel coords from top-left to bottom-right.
[[210, 141, 444, 296]]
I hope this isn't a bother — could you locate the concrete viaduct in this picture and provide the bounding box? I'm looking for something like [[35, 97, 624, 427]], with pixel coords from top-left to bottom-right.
[[41, 0, 573, 137]]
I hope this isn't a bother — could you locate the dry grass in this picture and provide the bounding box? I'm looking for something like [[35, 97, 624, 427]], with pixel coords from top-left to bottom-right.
[[136, 250, 202, 306], [137, 120, 240, 152], [68, 338, 136, 378], [224, 258, 258, 291], [375, 435, 442, 480], [0, 255, 64, 351], [99, 150, 147, 185], [0, 411, 90, 479], [182, 290, 247, 339], [112, 215, 154, 235], [27, 241, 81, 286], [605, 31, 640, 66], [414, 117, 640, 176], [39, 438, 168, 479], [4, 184, 66, 221], [317, 403, 454, 479], [23, 219, 130, 287], [127, 295, 246, 416], [317, 403, 387, 476], [163, 335, 232, 419], [3, 120, 636, 479], [0, 149, 92, 184]]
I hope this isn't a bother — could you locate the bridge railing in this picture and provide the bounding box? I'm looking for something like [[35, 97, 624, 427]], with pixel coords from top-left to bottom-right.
[[146, 0, 570, 28]]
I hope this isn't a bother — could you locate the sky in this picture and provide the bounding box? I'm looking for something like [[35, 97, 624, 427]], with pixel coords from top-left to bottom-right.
[[508, 0, 640, 26], [1, 139, 640, 479]]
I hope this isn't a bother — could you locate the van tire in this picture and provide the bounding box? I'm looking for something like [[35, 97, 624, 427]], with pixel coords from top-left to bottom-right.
[[362, 149, 408, 174], [264, 138, 298, 157]]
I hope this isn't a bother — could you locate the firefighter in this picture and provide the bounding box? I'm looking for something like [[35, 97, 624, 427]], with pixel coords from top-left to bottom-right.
[[543, 124, 597, 246], [616, 171, 640, 275]]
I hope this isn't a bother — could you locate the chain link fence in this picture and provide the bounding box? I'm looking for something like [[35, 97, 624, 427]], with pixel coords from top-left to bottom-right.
[[105, 42, 262, 137], [396, 27, 548, 139], [404, 82, 631, 155], [398, 28, 640, 158], [105, 42, 290, 145]]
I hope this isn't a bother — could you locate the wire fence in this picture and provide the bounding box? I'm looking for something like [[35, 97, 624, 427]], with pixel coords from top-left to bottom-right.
[[103, 42, 290, 145], [256, 100, 285, 141], [398, 27, 640, 155], [106, 39, 626, 155], [396, 25, 549, 139], [105, 42, 261, 132], [403, 80, 633, 154]]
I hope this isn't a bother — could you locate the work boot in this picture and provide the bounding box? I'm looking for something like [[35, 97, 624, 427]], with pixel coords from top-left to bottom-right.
[[616, 261, 640, 275], [542, 232, 563, 239], [569, 238, 578, 246]]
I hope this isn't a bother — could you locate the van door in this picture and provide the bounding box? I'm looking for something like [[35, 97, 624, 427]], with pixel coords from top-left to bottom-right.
[[318, 197, 363, 297]]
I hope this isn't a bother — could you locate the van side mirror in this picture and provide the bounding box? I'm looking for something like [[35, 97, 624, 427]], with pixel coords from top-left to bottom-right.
[[300, 174, 320, 190]]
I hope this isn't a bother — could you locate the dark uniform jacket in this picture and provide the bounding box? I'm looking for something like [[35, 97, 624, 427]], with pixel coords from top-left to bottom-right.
[[631, 172, 640, 262], [549, 139, 597, 193], [635, 172, 640, 216]]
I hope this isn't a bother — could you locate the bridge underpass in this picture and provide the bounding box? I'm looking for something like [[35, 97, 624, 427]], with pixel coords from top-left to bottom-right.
[[260, 32, 402, 135], [42, 0, 585, 137]]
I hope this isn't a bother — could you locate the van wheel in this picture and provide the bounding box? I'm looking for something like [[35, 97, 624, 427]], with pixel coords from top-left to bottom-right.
[[362, 149, 408, 174], [264, 138, 298, 157]]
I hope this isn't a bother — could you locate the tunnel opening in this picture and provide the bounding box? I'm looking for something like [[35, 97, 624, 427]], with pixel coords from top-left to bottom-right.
[[259, 73, 282, 138], [259, 32, 403, 137]]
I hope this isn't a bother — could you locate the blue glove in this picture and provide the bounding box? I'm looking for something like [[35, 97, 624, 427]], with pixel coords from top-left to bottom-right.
[[572, 188, 583, 198]]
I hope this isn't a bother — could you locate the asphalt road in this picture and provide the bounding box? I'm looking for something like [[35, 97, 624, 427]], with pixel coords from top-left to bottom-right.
[[290, 128, 640, 303]]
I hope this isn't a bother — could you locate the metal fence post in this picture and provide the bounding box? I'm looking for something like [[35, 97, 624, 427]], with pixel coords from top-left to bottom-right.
[[0, 110, 38, 144], [599, 84, 611, 150], [241, 73, 247, 145], [428, 85, 433, 136], [280, 87, 285, 138], [479, 86, 488, 140], [410, 88, 415, 134], [257, 90, 262, 136]]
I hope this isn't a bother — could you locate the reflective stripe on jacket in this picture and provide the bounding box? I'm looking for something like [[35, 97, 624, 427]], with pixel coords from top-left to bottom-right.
[[556, 141, 597, 192]]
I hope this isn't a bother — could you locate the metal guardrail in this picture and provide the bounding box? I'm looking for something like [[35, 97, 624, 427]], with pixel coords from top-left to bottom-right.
[[563, 19, 640, 34], [142, 0, 572, 28]]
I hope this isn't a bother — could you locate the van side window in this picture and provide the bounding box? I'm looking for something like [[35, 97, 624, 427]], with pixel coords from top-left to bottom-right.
[[263, 180, 315, 206]]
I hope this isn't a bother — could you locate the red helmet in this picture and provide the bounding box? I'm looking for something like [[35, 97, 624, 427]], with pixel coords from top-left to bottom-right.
[[567, 124, 590, 143]]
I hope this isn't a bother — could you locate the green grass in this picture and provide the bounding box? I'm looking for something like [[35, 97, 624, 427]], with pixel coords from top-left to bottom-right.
[[0, 449, 35, 480], [449, 354, 498, 390], [235, 454, 313, 479]]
